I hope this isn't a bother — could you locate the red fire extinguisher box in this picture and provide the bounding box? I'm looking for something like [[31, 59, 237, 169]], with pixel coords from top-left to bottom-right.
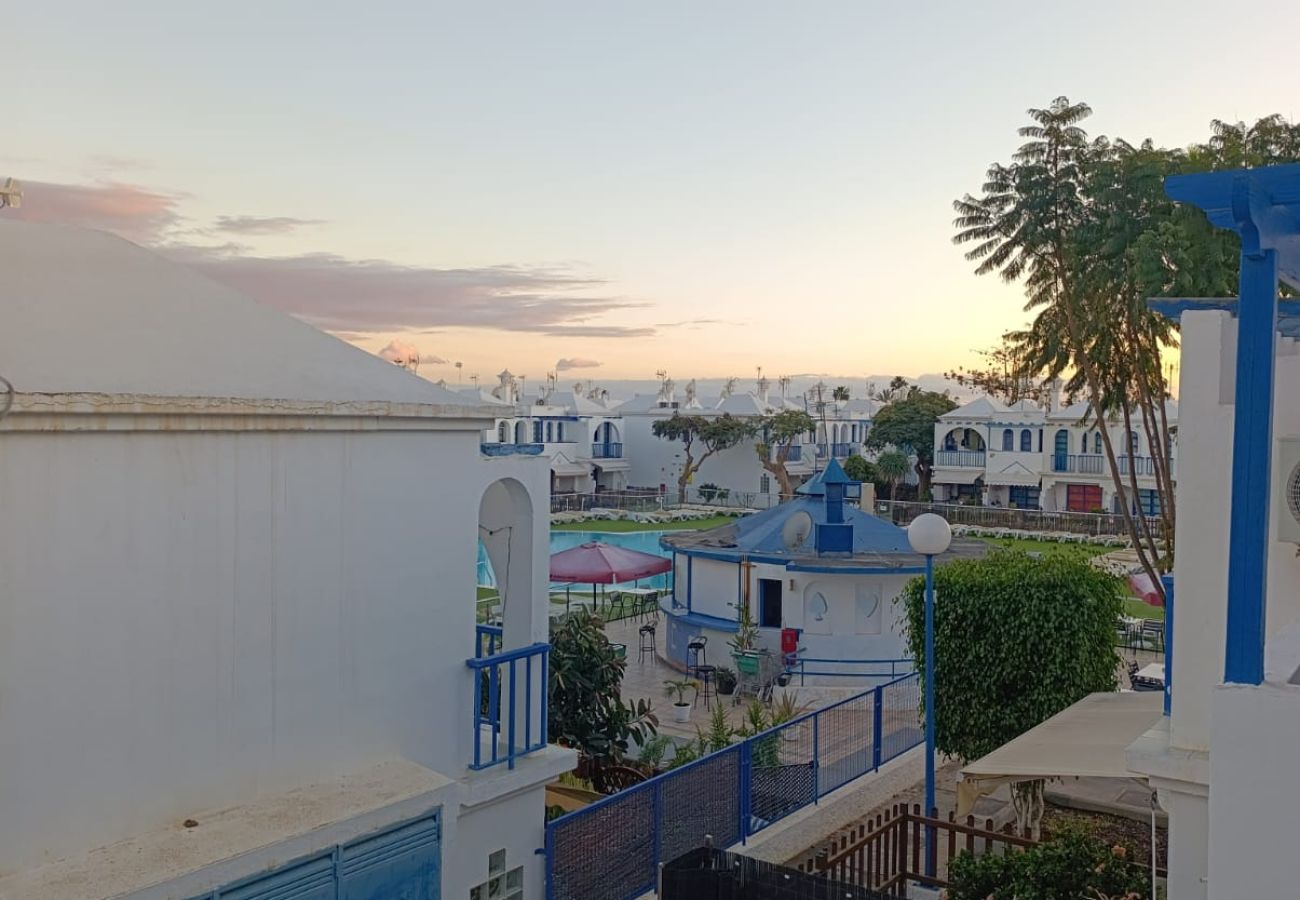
[[780, 628, 800, 655]]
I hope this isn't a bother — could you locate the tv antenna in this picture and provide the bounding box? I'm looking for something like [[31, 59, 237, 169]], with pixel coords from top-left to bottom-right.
[[0, 178, 21, 209]]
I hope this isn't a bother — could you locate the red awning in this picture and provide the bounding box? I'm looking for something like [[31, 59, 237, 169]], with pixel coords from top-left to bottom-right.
[[549, 541, 672, 585]]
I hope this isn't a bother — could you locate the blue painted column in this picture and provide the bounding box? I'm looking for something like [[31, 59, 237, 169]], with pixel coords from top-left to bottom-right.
[[923, 553, 937, 878], [1224, 249, 1279, 685], [1162, 574, 1174, 717]]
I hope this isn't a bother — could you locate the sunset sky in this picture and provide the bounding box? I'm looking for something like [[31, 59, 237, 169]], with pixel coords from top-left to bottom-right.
[[8, 2, 1299, 385]]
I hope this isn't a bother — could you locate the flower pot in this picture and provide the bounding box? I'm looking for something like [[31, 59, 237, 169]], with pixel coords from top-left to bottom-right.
[[670, 702, 692, 723]]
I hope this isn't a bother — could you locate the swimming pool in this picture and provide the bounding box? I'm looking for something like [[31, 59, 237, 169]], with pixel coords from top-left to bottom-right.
[[477, 529, 673, 590]]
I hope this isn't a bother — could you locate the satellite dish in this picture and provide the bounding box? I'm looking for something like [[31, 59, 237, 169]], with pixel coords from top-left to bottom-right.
[[781, 511, 814, 550]]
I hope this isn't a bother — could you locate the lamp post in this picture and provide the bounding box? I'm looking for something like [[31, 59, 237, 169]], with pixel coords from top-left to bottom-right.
[[907, 512, 951, 880]]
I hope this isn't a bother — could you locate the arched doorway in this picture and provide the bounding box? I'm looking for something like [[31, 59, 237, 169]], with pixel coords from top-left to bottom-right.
[[478, 477, 537, 651]]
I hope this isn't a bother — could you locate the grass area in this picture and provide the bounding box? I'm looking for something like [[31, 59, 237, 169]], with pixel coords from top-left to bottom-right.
[[1124, 597, 1165, 620], [551, 515, 737, 533], [976, 536, 1110, 558], [476, 586, 498, 600]]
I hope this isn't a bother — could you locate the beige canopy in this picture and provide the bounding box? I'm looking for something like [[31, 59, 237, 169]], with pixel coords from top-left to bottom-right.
[[956, 691, 1163, 816]]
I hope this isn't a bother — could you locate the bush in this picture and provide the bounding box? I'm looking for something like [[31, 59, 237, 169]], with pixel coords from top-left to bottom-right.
[[549, 609, 658, 761], [715, 666, 738, 694], [946, 825, 1150, 900]]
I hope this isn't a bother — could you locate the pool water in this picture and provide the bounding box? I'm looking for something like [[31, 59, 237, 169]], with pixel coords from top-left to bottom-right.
[[477, 530, 673, 591]]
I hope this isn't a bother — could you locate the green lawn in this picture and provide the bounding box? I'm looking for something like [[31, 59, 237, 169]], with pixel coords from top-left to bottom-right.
[[976, 536, 1110, 558], [476, 586, 498, 600], [551, 515, 737, 533], [1123, 597, 1165, 620]]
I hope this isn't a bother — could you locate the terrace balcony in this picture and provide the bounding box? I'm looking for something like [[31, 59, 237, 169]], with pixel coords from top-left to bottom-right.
[[591, 442, 623, 459], [831, 442, 853, 458], [467, 624, 550, 770], [934, 449, 986, 468], [480, 442, 545, 458]]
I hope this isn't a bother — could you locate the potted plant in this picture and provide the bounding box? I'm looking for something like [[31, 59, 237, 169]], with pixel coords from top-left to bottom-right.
[[728, 603, 761, 676], [714, 666, 737, 695], [771, 692, 803, 742], [663, 678, 697, 723]]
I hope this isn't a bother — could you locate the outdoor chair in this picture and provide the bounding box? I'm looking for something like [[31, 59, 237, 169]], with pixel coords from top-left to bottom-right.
[[692, 665, 716, 709], [1131, 676, 1163, 692], [687, 636, 708, 670], [1141, 619, 1165, 652]]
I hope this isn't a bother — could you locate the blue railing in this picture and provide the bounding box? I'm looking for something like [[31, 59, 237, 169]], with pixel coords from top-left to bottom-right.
[[481, 442, 546, 457], [935, 450, 986, 467], [466, 638, 550, 771], [785, 656, 914, 685], [1051, 453, 1105, 474], [475, 623, 503, 658], [1162, 574, 1174, 717], [831, 442, 852, 458], [785, 445, 803, 462], [592, 442, 623, 459], [1117, 455, 1158, 477], [544, 673, 923, 900], [815, 443, 828, 457]]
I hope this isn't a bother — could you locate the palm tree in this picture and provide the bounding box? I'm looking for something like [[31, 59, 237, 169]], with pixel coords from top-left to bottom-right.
[[831, 385, 850, 402], [875, 450, 910, 502]]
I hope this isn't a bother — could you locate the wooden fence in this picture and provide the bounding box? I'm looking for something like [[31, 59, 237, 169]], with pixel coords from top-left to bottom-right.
[[794, 803, 1041, 895]]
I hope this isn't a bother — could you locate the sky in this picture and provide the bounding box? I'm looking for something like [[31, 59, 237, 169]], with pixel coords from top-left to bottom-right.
[[6, 2, 1298, 387]]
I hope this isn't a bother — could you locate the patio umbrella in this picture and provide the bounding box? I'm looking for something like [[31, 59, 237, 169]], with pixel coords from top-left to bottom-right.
[[1128, 571, 1164, 608], [549, 541, 672, 613]]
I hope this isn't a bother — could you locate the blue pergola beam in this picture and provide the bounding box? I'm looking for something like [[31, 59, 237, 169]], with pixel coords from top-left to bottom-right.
[[1164, 165, 1300, 685]]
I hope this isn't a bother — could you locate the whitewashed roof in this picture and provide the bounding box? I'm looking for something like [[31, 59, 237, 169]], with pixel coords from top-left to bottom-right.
[[940, 396, 1009, 420], [1, 221, 477, 411]]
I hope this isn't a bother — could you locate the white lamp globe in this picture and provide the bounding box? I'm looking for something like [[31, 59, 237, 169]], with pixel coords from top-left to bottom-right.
[[908, 513, 952, 557]]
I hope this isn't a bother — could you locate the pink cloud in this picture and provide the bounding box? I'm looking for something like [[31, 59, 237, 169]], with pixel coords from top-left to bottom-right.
[[9, 178, 654, 338], [556, 357, 602, 371]]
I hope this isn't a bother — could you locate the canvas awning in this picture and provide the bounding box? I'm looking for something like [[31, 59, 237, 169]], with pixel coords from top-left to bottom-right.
[[550, 456, 591, 477], [956, 691, 1163, 816], [984, 468, 1041, 487], [591, 458, 631, 472], [933, 468, 983, 485]]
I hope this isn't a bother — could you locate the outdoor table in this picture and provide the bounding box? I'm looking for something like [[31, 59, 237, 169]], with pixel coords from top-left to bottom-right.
[[1136, 662, 1165, 684], [618, 587, 660, 619]]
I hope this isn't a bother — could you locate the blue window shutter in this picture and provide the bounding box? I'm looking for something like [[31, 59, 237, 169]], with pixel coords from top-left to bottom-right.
[[339, 813, 441, 900], [209, 855, 335, 900]]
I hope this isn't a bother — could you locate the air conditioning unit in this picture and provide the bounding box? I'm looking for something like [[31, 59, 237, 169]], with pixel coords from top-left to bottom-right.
[[1277, 437, 1300, 544]]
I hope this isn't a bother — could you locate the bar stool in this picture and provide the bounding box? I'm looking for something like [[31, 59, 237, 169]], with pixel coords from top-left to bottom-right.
[[692, 664, 716, 709], [638, 623, 657, 664], [687, 635, 707, 670]]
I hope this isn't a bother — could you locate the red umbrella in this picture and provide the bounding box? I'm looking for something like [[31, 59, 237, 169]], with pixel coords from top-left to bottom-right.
[[1128, 572, 1164, 608], [550, 541, 672, 583], [549, 541, 672, 615]]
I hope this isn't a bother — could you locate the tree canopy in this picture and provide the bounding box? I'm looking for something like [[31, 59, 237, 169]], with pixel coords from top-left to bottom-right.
[[953, 100, 1300, 598], [754, 409, 815, 498], [864, 390, 956, 497], [651, 413, 753, 499]]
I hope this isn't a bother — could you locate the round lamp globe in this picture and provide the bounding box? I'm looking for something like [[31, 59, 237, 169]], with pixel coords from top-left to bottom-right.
[[908, 513, 952, 557]]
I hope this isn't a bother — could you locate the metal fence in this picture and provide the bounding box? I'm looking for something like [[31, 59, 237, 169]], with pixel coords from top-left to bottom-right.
[[876, 499, 1163, 540], [544, 674, 923, 900]]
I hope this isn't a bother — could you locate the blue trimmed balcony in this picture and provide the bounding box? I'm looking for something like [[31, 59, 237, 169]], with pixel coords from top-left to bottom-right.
[[467, 625, 550, 770], [591, 442, 623, 459], [480, 442, 545, 457], [935, 449, 986, 468], [832, 442, 852, 458]]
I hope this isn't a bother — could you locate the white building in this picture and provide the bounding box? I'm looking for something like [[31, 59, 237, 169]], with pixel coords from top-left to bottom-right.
[[618, 377, 877, 507], [931, 392, 1177, 513], [469, 374, 629, 497], [659, 460, 982, 685], [0, 221, 573, 899]]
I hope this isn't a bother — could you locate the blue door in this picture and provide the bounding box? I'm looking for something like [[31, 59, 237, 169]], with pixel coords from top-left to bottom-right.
[[1053, 430, 1069, 472], [194, 811, 441, 900]]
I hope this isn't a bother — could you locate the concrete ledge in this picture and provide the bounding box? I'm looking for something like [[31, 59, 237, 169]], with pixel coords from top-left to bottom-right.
[[461, 745, 577, 811], [0, 759, 455, 900]]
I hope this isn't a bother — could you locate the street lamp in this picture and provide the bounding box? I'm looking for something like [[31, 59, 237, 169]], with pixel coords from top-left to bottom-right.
[[907, 512, 951, 879]]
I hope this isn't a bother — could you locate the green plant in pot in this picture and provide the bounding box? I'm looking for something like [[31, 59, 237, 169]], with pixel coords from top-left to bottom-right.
[[714, 666, 738, 695], [663, 678, 697, 723], [728, 603, 761, 675]]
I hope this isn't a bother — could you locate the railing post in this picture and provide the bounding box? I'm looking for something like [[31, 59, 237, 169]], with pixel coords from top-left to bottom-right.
[[1162, 574, 1175, 717], [739, 740, 753, 842], [812, 712, 821, 803], [652, 779, 663, 875], [507, 658, 518, 769], [872, 685, 884, 771], [472, 662, 482, 769]]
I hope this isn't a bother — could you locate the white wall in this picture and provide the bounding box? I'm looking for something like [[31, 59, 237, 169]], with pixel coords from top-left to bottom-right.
[[780, 573, 911, 665], [687, 557, 739, 619], [622, 413, 775, 502], [0, 424, 549, 870], [450, 788, 548, 900]]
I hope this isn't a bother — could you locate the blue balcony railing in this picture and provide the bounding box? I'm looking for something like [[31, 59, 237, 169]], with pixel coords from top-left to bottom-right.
[[831, 442, 852, 458], [785, 445, 803, 462], [467, 637, 550, 770], [1051, 453, 1105, 474], [1117, 455, 1158, 477], [481, 442, 545, 457], [935, 449, 986, 467], [815, 443, 828, 458], [591, 442, 623, 459]]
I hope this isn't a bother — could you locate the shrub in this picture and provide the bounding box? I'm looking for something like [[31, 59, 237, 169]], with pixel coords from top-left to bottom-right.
[[946, 825, 1150, 900], [549, 609, 658, 761]]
